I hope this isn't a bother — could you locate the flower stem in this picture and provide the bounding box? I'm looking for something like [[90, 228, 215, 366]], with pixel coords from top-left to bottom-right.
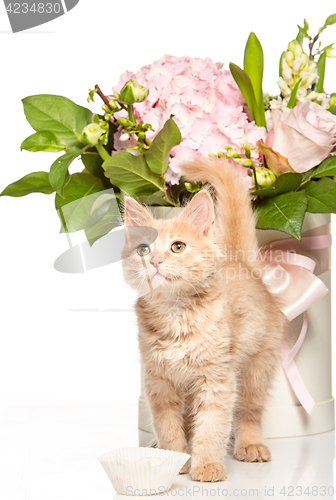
[[251, 166, 259, 192], [96, 142, 110, 161], [127, 104, 136, 123], [95, 84, 113, 110], [309, 34, 319, 59]]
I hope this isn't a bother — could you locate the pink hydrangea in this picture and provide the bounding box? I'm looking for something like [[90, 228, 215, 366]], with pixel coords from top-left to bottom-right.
[[112, 55, 267, 184]]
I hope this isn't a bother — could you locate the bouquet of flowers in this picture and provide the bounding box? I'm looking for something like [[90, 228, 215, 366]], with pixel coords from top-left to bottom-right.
[[2, 14, 336, 243]]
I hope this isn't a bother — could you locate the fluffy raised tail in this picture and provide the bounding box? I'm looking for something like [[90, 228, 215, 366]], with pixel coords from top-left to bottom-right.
[[181, 157, 259, 261]]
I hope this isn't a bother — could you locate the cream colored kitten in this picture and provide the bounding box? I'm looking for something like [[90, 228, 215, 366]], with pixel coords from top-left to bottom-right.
[[122, 157, 288, 482]]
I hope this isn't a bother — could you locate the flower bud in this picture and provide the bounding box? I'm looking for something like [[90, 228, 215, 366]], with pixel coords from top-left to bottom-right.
[[82, 123, 105, 146], [294, 44, 303, 57], [308, 61, 317, 73], [108, 99, 119, 111], [306, 73, 319, 87], [329, 94, 336, 107], [117, 117, 133, 128], [297, 87, 307, 99], [226, 150, 240, 158], [300, 53, 309, 70], [288, 40, 299, 53], [305, 91, 318, 101], [99, 121, 108, 129], [242, 143, 251, 156], [119, 133, 130, 142], [234, 158, 253, 167], [284, 51, 295, 66], [278, 77, 291, 97], [119, 80, 149, 105], [282, 66, 294, 86], [292, 57, 302, 75], [255, 168, 276, 187]]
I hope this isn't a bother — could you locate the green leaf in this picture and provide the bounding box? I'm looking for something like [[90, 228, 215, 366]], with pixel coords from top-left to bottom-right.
[[301, 167, 317, 181], [254, 190, 308, 240], [319, 13, 336, 34], [301, 177, 336, 213], [327, 105, 336, 115], [144, 117, 181, 175], [296, 30, 303, 46], [49, 146, 85, 197], [229, 62, 256, 122], [137, 191, 175, 207], [22, 95, 92, 147], [287, 78, 302, 108], [279, 51, 286, 77], [105, 122, 117, 155], [243, 32, 266, 127], [296, 19, 310, 45], [310, 156, 336, 178], [20, 131, 68, 153], [55, 173, 106, 232], [84, 193, 122, 245], [81, 151, 103, 176], [81, 151, 113, 188], [184, 181, 202, 193], [171, 182, 188, 205], [250, 172, 303, 197], [0, 172, 54, 197], [103, 152, 164, 197], [319, 43, 336, 58], [314, 52, 326, 93]]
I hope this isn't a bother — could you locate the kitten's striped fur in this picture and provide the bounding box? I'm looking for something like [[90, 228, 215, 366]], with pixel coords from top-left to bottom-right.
[[123, 158, 287, 482]]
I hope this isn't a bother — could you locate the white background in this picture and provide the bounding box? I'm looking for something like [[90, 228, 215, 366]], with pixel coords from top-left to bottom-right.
[[0, 0, 335, 408]]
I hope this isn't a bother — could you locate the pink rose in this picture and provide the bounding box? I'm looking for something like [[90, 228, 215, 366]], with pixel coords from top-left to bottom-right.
[[266, 101, 336, 172]]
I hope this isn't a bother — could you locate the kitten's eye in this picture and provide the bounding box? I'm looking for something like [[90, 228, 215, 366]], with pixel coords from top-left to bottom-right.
[[171, 241, 186, 253], [137, 244, 150, 256]]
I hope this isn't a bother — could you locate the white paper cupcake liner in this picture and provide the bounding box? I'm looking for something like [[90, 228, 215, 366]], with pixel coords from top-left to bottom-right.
[[98, 447, 190, 495]]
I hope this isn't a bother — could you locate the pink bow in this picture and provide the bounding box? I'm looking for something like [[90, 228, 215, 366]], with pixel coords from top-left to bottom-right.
[[260, 224, 332, 414]]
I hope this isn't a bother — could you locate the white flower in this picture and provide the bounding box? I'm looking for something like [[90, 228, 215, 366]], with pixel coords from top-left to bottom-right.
[[284, 51, 294, 66], [278, 41, 320, 104], [282, 66, 294, 85], [278, 77, 291, 97], [119, 133, 130, 141], [293, 44, 303, 57], [292, 57, 302, 75], [269, 96, 286, 111]]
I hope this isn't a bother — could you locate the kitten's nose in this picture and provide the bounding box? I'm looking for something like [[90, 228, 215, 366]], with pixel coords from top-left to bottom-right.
[[150, 257, 163, 269]]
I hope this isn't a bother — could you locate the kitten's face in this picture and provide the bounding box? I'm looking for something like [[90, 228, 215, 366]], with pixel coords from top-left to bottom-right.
[[122, 192, 219, 297]]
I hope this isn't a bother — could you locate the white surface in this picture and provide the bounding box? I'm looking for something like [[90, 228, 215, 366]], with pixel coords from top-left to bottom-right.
[[0, 404, 334, 499], [0, 0, 335, 408], [0, 1, 336, 498]]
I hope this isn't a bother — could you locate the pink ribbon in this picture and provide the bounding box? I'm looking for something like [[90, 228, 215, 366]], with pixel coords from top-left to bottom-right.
[[260, 224, 332, 414]]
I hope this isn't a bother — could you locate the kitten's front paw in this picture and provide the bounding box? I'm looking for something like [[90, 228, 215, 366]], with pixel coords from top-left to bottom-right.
[[190, 462, 227, 482], [234, 444, 271, 463]]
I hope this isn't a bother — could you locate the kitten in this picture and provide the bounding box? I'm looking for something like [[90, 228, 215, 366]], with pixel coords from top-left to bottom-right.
[[122, 157, 288, 482]]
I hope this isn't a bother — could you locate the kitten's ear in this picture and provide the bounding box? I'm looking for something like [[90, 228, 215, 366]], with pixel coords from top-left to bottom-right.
[[180, 191, 214, 236], [124, 197, 153, 226]]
